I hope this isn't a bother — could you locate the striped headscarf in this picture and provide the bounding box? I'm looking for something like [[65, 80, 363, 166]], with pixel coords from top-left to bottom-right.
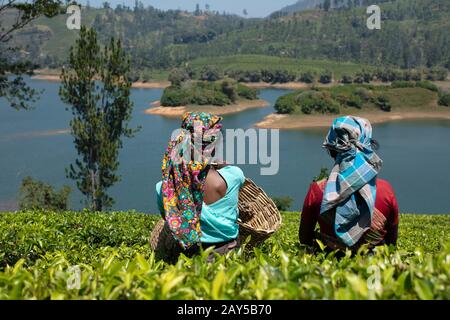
[[161, 112, 223, 249], [320, 116, 383, 247]]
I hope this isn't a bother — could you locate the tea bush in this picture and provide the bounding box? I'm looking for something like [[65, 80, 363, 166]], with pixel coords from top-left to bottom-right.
[[0, 211, 448, 299]]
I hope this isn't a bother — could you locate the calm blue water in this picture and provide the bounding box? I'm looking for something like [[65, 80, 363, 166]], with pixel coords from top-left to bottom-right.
[[1, 78, 450, 213]]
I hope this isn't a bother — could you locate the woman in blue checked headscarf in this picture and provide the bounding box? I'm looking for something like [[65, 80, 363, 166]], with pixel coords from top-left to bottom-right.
[[299, 116, 399, 251]]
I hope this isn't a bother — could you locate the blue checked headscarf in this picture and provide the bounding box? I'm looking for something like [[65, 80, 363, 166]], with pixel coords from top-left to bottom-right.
[[320, 116, 383, 247]]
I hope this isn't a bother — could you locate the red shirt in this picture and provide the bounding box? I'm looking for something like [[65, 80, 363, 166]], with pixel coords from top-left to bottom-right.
[[299, 178, 399, 247]]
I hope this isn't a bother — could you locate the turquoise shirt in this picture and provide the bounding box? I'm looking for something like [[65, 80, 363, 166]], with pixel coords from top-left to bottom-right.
[[156, 166, 245, 244]]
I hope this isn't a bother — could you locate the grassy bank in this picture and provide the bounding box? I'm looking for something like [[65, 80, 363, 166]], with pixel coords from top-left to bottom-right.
[[145, 99, 268, 118], [0, 211, 448, 300], [274, 82, 442, 115], [254, 82, 450, 129]]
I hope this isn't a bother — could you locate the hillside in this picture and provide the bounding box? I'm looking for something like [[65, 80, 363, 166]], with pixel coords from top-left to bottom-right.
[[272, 0, 395, 17], [5, 5, 253, 69], [191, 0, 450, 69], [272, 0, 324, 16], [5, 0, 450, 74], [0, 211, 448, 299], [3, 7, 104, 66]]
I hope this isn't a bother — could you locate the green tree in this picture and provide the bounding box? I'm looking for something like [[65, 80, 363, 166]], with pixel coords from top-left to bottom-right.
[[0, 0, 61, 110], [274, 92, 297, 114], [18, 176, 71, 211], [374, 95, 391, 112], [60, 27, 138, 211], [341, 74, 354, 84], [314, 167, 329, 182], [168, 68, 190, 87], [300, 72, 315, 84], [319, 70, 332, 84], [221, 80, 238, 102], [194, 3, 201, 16], [200, 65, 222, 81], [323, 0, 331, 11], [271, 196, 294, 212], [438, 93, 450, 107]]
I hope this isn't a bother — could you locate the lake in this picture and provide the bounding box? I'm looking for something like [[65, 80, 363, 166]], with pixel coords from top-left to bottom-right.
[[1, 78, 450, 214]]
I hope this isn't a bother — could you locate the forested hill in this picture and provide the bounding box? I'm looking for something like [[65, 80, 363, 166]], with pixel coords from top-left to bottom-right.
[[271, 0, 395, 17], [187, 0, 449, 70], [271, 0, 324, 16], [6, 0, 450, 72]]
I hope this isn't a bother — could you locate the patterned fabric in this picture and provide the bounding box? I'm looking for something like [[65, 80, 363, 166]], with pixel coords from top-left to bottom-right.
[[318, 206, 388, 251], [161, 112, 223, 249], [320, 116, 383, 247], [156, 166, 244, 243]]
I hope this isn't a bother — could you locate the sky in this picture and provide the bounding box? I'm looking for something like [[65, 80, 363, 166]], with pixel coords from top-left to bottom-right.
[[83, 0, 298, 18]]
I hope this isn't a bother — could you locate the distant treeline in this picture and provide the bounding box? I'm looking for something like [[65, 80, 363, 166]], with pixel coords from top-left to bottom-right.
[[150, 65, 448, 86], [11, 0, 450, 73], [226, 67, 448, 84]]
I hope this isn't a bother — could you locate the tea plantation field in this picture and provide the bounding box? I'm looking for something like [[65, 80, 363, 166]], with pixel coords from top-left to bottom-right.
[[0, 211, 449, 300]]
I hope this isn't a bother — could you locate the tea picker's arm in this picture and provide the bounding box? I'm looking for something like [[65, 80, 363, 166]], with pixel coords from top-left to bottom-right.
[[299, 183, 321, 246]]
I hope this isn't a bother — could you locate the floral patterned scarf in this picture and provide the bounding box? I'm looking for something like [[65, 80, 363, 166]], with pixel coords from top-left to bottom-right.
[[161, 112, 223, 249]]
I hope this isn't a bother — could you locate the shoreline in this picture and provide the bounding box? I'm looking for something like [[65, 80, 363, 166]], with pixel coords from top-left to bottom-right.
[[30, 74, 312, 90], [31, 73, 449, 91], [132, 81, 170, 89], [245, 81, 398, 90], [245, 82, 338, 90], [144, 99, 269, 117], [32, 74, 61, 82], [31, 74, 170, 89], [255, 111, 450, 130], [0, 199, 18, 212]]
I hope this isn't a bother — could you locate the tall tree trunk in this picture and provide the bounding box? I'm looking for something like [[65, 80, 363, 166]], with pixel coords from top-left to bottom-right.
[[90, 169, 99, 211]]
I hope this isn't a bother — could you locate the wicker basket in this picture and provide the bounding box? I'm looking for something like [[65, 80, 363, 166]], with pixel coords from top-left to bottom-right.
[[237, 178, 282, 248], [150, 178, 282, 255], [149, 218, 181, 263]]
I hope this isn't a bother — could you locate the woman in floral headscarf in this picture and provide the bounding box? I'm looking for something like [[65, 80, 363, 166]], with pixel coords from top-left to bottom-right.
[[155, 112, 245, 259], [299, 116, 399, 251]]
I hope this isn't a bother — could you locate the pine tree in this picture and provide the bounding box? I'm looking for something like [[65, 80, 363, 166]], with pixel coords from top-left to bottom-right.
[[59, 27, 138, 211], [195, 3, 201, 16], [0, 0, 61, 110]]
